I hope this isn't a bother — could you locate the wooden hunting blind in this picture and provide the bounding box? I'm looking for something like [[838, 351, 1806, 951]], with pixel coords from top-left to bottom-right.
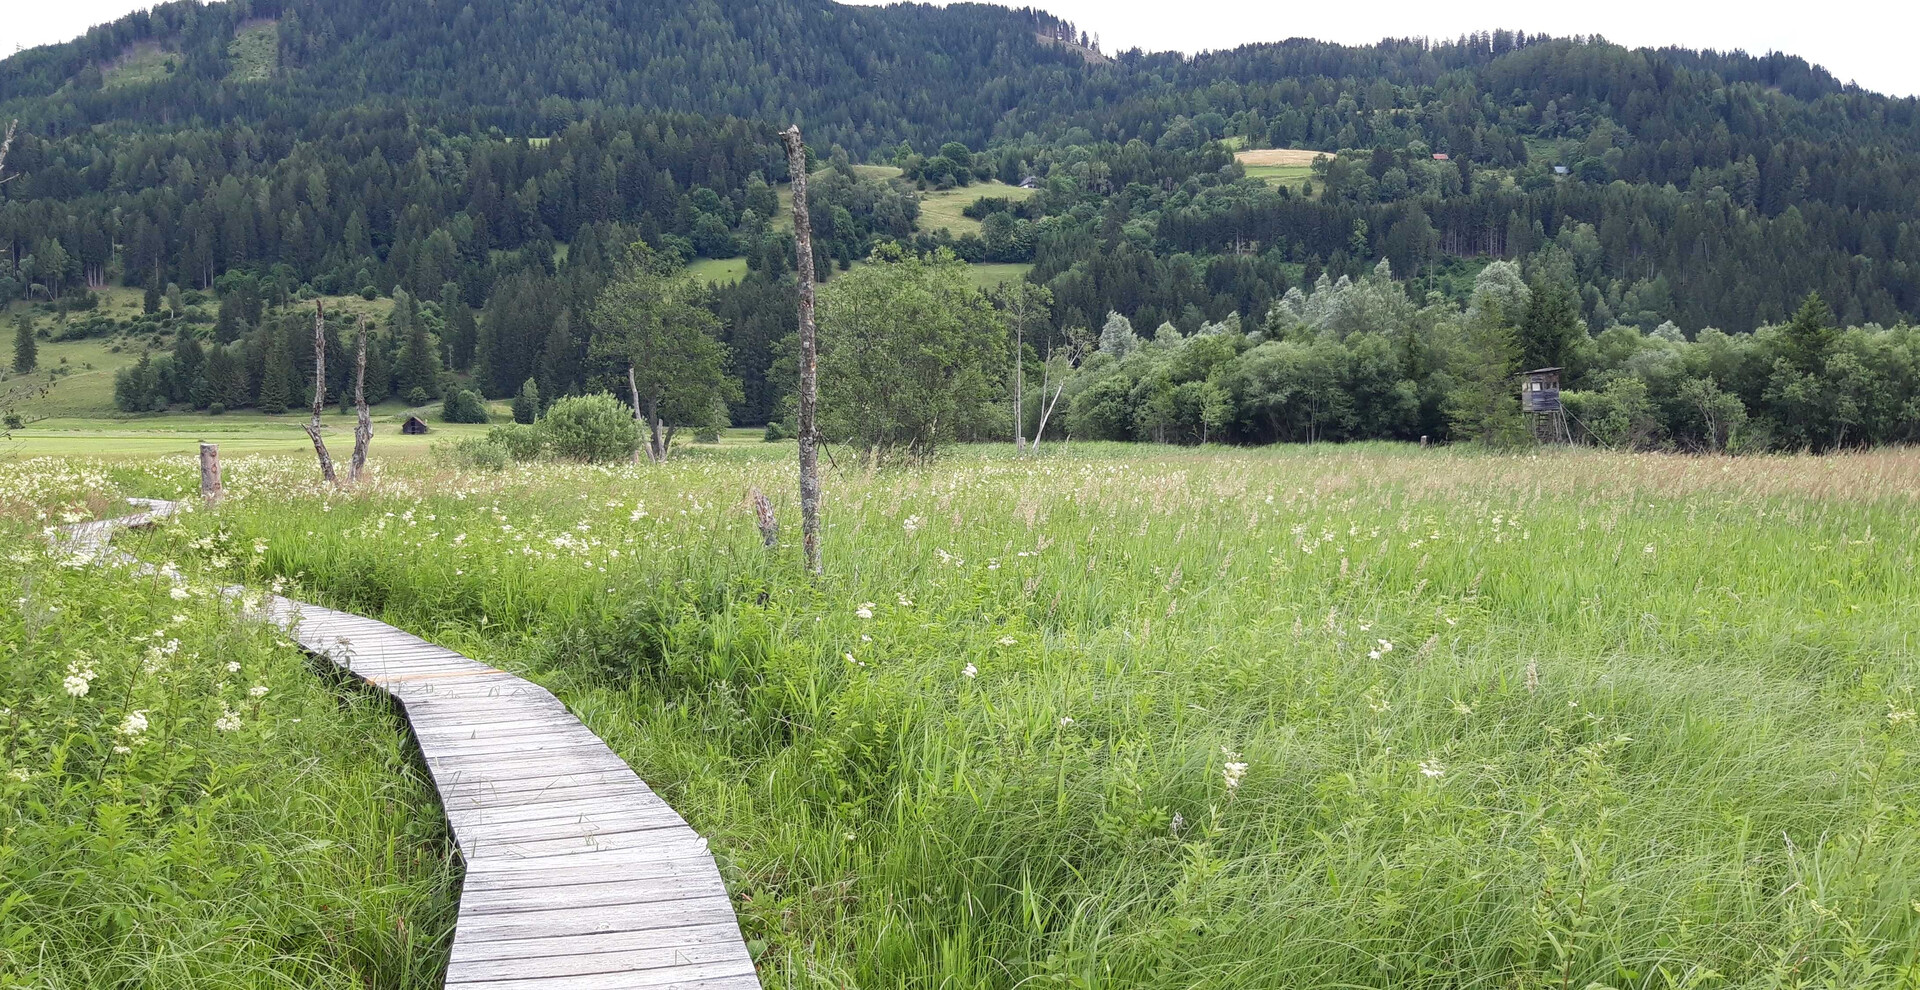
[[1520, 367, 1561, 412], [1519, 367, 1572, 443], [401, 415, 430, 435]]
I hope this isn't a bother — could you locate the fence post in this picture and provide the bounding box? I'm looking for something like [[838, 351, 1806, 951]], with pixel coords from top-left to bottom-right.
[[199, 443, 223, 503]]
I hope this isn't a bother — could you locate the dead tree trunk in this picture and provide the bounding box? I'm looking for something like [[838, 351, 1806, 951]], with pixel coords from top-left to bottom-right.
[[781, 124, 822, 576], [304, 301, 339, 485], [199, 443, 223, 503], [1014, 305, 1026, 455], [348, 317, 373, 483], [627, 363, 654, 464], [0, 120, 16, 188]]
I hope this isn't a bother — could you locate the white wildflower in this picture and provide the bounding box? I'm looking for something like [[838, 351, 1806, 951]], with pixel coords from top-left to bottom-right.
[[118, 710, 149, 737], [1221, 747, 1248, 790], [226, 662, 242, 673], [902, 515, 923, 533], [249, 685, 269, 698], [1058, 716, 1075, 727], [214, 706, 242, 732], [7, 768, 27, 782], [63, 674, 91, 697], [1889, 705, 1916, 726], [855, 603, 875, 620], [1170, 811, 1186, 836], [169, 586, 190, 600], [1419, 759, 1446, 779], [997, 636, 1017, 646], [962, 663, 978, 679]]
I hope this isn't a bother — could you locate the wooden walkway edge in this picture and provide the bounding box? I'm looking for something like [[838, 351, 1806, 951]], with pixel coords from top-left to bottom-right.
[[60, 501, 760, 990]]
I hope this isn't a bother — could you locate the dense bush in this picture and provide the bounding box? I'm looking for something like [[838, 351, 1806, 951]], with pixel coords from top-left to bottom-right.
[[441, 389, 490, 424], [538, 393, 639, 462], [488, 423, 543, 461], [438, 436, 509, 470]]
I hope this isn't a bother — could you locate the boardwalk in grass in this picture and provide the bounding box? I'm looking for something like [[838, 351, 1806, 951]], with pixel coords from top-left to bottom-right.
[[61, 501, 760, 990]]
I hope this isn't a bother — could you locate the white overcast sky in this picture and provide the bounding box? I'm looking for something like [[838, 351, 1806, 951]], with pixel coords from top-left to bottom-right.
[[4, 0, 1915, 97]]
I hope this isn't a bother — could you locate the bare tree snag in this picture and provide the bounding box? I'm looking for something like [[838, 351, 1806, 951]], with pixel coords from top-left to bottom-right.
[[0, 120, 17, 188], [199, 443, 223, 503], [749, 486, 779, 548], [781, 124, 822, 576], [304, 301, 338, 485], [348, 317, 373, 483], [627, 363, 652, 464]]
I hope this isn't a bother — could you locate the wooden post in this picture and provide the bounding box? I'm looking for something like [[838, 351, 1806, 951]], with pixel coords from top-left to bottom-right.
[[304, 301, 339, 484], [199, 443, 222, 502], [348, 317, 372, 483], [781, 124, 821, 576]]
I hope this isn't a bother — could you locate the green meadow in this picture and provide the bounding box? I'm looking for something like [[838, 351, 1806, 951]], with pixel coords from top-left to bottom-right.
[[23, 441, 1905, 988]]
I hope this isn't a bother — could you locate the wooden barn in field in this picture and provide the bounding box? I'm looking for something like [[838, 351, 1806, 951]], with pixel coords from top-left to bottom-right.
[[401, 415, 430, 435]]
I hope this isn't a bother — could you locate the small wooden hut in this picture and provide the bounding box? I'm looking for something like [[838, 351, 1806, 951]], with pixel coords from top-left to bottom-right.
[[401, 415, 431, 435]]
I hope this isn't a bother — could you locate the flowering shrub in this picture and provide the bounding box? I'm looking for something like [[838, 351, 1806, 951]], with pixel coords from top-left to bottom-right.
[[1, 513, 456, 985]]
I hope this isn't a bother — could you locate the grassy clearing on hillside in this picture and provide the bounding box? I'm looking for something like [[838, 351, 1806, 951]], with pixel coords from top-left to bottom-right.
[[132, 444, 1920, 988], [916, 180, 1038, 238], [100, 42, 177, 89], [689, 257, 750, 284], [227, 20, 279, 82], [0, 463, 458, 986], [1235, 149, 1325, 192]]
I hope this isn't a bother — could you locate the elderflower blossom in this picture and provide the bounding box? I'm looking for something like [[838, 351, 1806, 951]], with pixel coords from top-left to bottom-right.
[[118, 710, 149, 737], [997, 636, 1016, 646], [249, 685, 269, 698], [854, 603, 875, 619], [1419, 759, 1447, 779], [169, 586, 190, 600], [214, 706, 242, 732], [226, 662, 242, 674], [962, 663, 978, 679]]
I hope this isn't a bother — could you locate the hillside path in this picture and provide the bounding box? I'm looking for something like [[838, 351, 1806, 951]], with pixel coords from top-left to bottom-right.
[[60, 500, 761, 990]]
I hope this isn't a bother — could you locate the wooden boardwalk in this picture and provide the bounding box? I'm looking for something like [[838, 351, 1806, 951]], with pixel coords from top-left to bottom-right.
[[64, 501, 760, 990]]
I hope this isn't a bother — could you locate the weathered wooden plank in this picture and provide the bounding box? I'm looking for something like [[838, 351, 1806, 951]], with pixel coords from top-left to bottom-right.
[[445, 924, 749, 975], [446, 960, 760, 990]]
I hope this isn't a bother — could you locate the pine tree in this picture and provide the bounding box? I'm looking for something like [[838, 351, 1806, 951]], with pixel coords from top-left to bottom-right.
[[12, 315, 35, 373]]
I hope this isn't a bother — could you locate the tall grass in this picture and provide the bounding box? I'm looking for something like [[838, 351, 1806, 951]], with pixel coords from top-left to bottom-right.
[[1, 467, 457, 988], [145, 443, 1920, 988]]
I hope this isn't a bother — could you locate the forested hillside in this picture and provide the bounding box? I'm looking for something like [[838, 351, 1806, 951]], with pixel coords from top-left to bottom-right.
[[3, 0, 1918, 445]]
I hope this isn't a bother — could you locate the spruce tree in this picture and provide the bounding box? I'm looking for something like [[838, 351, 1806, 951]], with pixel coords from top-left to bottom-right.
[[443, 282, 477, 371], [12, 315, 35, 373], [392, 291, 439, 398], [513, 378, 540, 424], [256, 331, 297, 413], [537, 309, 574, 402]]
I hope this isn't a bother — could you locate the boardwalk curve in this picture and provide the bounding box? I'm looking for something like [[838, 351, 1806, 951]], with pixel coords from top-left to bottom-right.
[[61, 501, 760, 990]]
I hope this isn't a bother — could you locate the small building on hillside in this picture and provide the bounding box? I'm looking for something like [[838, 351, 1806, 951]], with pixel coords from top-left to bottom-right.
[[1432, 153, 1450, 161], [1553, 165, 1570, 175], [1017, 175, 1040, 189], [401, 415, 431, 435]]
